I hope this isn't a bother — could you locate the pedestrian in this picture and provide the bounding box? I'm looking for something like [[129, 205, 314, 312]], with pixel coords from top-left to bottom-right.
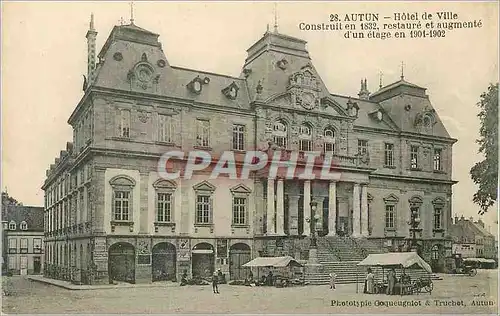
[[365, 268, 375, 294], [212, 270, 220, 294], [329, 273, 337, 290], [387, 268, 396, 295]]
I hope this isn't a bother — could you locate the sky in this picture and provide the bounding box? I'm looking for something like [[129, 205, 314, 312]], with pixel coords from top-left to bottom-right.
[[1, 1, 499, 236]]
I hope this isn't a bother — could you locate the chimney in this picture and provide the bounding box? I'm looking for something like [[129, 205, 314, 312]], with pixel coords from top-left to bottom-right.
[[358, 78, 370, 100], [85, 13, 98, 88], [454, 215, 458, 224]]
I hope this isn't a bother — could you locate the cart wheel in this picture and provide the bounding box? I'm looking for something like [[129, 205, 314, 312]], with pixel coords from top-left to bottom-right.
[[469, 268, 477, 277], [424, 282, 433, 293]]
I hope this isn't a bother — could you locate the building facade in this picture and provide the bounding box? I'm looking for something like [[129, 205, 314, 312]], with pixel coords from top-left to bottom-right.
[[42, 16, 457, 284], [3, 205, 44, 275], [451, 216, 497, 260]]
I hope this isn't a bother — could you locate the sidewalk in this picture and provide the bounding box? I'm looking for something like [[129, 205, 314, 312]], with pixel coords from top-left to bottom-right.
[[27, 275, 180, 290]]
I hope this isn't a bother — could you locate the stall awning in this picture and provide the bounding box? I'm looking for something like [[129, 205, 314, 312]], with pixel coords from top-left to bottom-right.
[[464, 257, 496, 264], [242, 256, 303, 268], [357, 252, 432, 273]]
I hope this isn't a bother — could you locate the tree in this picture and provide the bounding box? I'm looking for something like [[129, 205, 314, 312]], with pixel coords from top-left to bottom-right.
[[470, 83, 499, 215]]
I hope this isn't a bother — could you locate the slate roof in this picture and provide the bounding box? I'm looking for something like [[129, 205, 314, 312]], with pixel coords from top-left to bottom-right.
[[3, 205, 44, 232]]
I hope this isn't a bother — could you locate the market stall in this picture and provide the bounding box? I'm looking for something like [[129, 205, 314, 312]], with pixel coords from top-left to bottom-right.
[[356, 252, 433, 295], [242, 256, 303, 287]]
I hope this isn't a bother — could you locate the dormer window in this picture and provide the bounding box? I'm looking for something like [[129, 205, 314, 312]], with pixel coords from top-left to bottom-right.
[[187, 76, 205, 94], [8, 221, 16, 230], [222, 82, 239, 100], [20, 221, 28, 231]]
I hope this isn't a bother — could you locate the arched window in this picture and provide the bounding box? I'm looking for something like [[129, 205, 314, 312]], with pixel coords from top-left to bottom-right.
[[109, 175, 136, 223], [323, 127, 336, 154], [272, 120, 288, 149], [298, 123, 313, 151], [8, 221, 16, 230], [20, 221, 28, 230]]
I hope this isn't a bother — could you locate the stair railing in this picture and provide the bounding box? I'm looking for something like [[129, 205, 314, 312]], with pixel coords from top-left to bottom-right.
[[349, 237, 368, 259]]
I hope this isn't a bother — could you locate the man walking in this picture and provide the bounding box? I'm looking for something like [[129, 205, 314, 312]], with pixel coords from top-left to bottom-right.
[[212, 270, 220, 294]]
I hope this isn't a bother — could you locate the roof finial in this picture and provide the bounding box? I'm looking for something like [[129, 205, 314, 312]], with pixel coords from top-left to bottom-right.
[[273, 2, 278, 33], [130, 2, 135, 24], [379, 71, 383, 89], [266, 24, 270, 32], [400, 61, 405, 80], [90, 13, 95, 31]]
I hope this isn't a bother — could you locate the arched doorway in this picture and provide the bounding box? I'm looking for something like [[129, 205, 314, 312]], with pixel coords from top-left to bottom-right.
[[152, 242, 176, 282], [108, 242, 135, 284], [229, 243, 251, 280], [192, 243, 214, 278]]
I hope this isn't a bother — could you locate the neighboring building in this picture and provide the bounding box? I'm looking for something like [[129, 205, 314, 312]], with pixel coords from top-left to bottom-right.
[[42, 15, 457, 284], [450, 215, 496, 259], [3, 205, 44, 275]]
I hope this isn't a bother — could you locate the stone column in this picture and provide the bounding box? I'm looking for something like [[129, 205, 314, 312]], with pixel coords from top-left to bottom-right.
[[328, 181, 337, 236], [276, 179, 285, 235], [266, 179, 275, 235], [288, 195, 300, 235], [314, 196, 325, 233], [361, 185, 369, 237], [303, 180, 311, 236], [352, 183, 361, 237]]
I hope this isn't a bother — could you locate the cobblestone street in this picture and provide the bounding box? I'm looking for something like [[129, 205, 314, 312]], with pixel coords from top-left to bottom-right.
[[2, 270, 497, 314]]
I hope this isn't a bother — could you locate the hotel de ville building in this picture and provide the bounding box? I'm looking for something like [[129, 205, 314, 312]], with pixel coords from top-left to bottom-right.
[[42, 15, 457, 285]]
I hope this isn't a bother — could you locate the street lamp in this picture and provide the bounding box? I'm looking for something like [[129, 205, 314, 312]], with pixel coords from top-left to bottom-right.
[[407, 208, 421, 252], [306, 201, 320, 248]]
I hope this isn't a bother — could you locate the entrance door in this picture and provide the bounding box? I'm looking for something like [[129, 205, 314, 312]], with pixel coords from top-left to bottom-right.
[[152, 242, 176, 281], [192, 243, 214, 278], [33, 256, 41, 274], [108, 242, 135, 283], [229, 243, 251, 280], [20, 256, 28, 275]]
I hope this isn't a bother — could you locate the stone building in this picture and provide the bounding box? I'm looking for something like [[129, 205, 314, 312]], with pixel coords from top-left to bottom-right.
[[42, 16, 457, 284], [3, 205, 44, 275], [450, 216, 497, 260]]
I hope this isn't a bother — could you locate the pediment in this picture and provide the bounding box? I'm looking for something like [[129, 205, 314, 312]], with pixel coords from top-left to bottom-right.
[[383, 193, 399, 204], [153, 179, 177, 189], [193, 180, 216, 192], [230, 183, 252, 194]]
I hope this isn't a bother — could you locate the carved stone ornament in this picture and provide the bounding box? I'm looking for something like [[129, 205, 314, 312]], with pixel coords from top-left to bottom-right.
[[288, 65, 320, 111], [137, 240, 150, 254], [138, 111, 150, 123], [296, 90, 319, 110]]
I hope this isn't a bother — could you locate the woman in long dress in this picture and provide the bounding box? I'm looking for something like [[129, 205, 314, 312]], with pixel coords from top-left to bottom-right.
[[366, 268, 375, 294], [329, 273, 337, 290]]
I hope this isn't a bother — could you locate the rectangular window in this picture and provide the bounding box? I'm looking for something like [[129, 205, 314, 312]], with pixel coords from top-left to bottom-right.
[[384, 143, 394, 167], [434, 208, 442, 230], [273, 135, 287, 149], [358, 140, 368, 156], [385, 205, 395, 228], [114, 191, 130, 221], [33, 238, 42, 253], [232, 124, 245, 151], [410, 145, 419, 169], [20, 238, 28, 253], [158, 114, 173, 143], [157, 193, 172, 222], [8, 238, 17, 253], [120, 109, 131, 138], [433, 148, 442, 171], [233, 197, 247, 225], [324, 142, 335, 154], [196, 195, 211, 224], [8, 256, 16, 269], [196, 119, 210, 147], [299, 139, 313, 151]]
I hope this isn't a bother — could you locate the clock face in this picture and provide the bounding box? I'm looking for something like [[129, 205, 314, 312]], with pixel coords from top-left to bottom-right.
[[301, 93, 316, 110], [136, 65, 153, 82]]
